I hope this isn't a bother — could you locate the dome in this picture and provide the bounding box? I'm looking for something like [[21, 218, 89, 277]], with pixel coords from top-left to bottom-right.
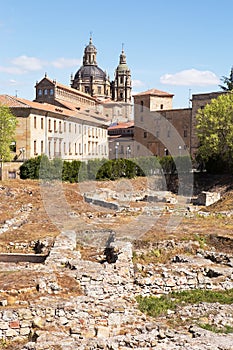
[[74, 65, 106, 81]]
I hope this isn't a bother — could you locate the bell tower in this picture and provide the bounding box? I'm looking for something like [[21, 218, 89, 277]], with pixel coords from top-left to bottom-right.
[[113, 45, 132, 103]]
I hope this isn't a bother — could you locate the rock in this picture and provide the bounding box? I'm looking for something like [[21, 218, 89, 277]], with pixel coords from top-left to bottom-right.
[[20, 327, 31, 336], [5, 328, 18, 337], [32, 317, 44, 329], [95, 325, 110, 338]]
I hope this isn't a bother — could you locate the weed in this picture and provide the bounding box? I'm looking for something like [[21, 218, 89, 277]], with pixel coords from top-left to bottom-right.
[[199, 323, 233, 334], [194, 234, 207, 249], [136, 289, 233, 318]]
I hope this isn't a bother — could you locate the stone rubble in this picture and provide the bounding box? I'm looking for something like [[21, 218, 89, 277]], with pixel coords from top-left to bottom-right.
[[0, 231, 232, 349]]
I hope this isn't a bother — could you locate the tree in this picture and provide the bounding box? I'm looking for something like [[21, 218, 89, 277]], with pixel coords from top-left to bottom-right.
[[196, 92, 233, 170], [0, 104, 17, 161], [219, 67, 233, 91], [0, 105, 17, 179]]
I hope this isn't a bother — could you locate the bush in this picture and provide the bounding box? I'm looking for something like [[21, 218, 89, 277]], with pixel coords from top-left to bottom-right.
[[204, 155, 233, 174], [19, 155, 43, 179], [19, 155, 193, 182]]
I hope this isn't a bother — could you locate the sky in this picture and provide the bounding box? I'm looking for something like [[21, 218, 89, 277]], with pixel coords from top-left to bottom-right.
[[0, 0, 233, 108]]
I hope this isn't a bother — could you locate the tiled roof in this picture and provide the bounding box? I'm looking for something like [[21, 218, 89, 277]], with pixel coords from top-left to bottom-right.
[[0, 94, 30, 108], [133, 88, 174, 97], [0, 94, 109, 127], [108, 121, 134, 130]]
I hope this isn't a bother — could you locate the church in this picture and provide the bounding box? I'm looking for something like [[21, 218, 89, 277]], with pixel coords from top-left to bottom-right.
[[34, 36, 133, 122]]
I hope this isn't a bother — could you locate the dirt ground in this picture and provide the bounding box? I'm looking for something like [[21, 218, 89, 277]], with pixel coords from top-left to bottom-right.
[[0, 175, 233, 250]]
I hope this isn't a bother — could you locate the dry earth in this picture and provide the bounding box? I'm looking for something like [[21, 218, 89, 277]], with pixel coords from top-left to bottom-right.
[[0, 175, 233, 349]]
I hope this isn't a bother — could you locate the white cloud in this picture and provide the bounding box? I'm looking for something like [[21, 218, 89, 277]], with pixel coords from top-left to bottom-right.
[[132, 79, 145, 88], [0, 66, 25, 74], [51, 57, 81, 69], [9, 79, 17, 85], [11, 55, 47, 72], [160, 68, 220, 86]]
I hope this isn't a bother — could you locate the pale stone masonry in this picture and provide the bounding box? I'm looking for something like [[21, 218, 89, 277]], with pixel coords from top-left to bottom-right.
[[0, 95, 109, 163]]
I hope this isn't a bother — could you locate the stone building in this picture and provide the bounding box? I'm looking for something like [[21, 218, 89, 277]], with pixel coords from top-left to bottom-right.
[[133, 88, 191, 157], [0, 95, 109, 165], [35, 37, 133, 122], [133, 88, 225, 159], [190, 91, 225, 157], [108, 121, 134, 159]]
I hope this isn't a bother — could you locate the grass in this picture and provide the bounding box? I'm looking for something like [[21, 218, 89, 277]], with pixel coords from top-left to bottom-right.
[[136, 289, 233, 318], [198, 323, 233, 334]]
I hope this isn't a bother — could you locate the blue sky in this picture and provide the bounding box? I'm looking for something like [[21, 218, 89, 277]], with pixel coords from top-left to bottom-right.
[[0, 0, 232, 108]]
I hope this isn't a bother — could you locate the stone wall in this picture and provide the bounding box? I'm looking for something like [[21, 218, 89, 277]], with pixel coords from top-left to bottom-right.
[[0, 232, 232, 349]]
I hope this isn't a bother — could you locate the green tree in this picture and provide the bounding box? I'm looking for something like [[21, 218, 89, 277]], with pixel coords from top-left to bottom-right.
[[196, 92, 233, 171], [219, 67, 233, 91], [0, 105, 17, 161]]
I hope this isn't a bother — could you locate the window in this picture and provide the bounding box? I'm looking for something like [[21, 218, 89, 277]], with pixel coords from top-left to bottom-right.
[[44, 89, 48, 95], [69, 123, 71, 133], [64, 122, 66, 133], [69, 142, 72, 154], [48, 141, 51, 158], [48, 119, 51, 131], [120, 92, 123, 99], [144, 131, 148, 138], [41, 140, 44, 154], [59, 140, 62, 155], [64, 142, 66, 154], [98, 86, 101, 94], [8, 171, 16, 179], [41, 118, 44, 129], [85, 86, 89, 94], [34, 116, 37, 128], [50, 89, 54, 96], [34, 140, 37, 155], [184, 130, 188, 138], [140, 101, 144, 112], [54, 120, 57, 132], [120, 76, 124, 84], [59, 121, 62, 133], [160, 104, 163, 110], [38, 89, 42, 96], [10, 141, 16, 152], [54, 140, 57, 156]]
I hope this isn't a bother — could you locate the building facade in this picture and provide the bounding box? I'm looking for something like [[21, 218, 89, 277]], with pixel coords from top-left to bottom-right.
[[108, 121, 134, 159], [0, 95, 109, 163], [133, 88, 226, 159]]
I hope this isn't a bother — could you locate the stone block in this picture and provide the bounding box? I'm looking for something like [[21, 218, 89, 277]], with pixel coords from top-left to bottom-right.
[[9, 320, 20, 329], [5, 328, 18, 337], [95, 325, 110, 338], [32, 316, 45, 329], [0, 321, 8, 330], [20, 327, 31, 336]]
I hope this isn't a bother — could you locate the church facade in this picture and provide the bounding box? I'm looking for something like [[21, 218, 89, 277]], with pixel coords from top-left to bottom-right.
[[34, 36, 133, 122]]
